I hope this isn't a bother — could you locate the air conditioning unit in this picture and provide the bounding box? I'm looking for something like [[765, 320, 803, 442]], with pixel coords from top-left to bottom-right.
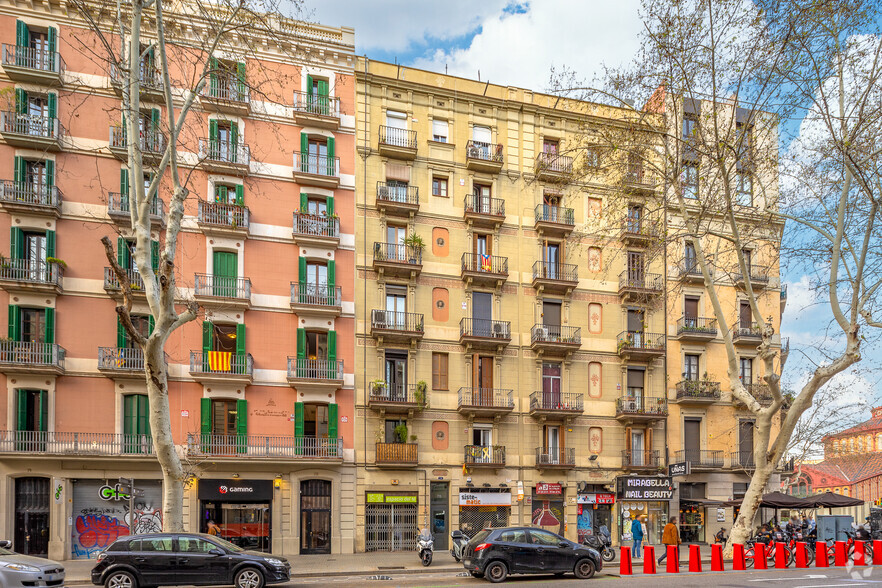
[[624, 400, 639, 412], [493, 322, 509, 338], [536, 326, 549, 340]]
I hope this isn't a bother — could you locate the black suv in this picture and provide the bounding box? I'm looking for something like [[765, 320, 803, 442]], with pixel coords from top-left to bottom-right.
[[90, 533, 290, 588], [462, 526, 602, 583]]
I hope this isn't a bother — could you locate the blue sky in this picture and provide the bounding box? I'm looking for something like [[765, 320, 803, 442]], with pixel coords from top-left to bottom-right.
[[306, 0, 882, 413]]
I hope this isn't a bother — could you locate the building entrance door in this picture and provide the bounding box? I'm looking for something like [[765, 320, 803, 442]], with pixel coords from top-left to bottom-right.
[[430, 482, 449, 550], [300, 480, 331, 554], [14, 477, 50, 557]]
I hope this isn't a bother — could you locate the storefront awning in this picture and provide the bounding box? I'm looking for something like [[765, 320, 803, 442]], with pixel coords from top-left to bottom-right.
[[680, 498, 726, 506]]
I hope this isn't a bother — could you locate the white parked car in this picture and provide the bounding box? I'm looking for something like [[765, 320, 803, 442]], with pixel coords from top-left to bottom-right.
[[0, 540, 65, 588]]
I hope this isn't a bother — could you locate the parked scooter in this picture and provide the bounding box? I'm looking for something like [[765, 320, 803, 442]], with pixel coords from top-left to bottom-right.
[[418, 528, 434, 566], [582, 525, 615, 562], [450, 529, 471, 562]]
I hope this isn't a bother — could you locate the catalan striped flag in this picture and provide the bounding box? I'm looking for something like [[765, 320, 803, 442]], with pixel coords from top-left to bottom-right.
[[207, 350, 231, 372], [480, 253, 492, 271]]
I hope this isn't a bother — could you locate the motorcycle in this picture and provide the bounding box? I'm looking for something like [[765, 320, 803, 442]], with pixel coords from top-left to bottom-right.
[[450, 529, 470, 562], [418, 528, 434, 566], [582, 525, 615, 563]]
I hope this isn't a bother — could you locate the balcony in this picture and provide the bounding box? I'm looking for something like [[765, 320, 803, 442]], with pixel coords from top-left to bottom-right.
[[188, 351, 253, 384], [463, 194, 505, 228], [293, 212, 340, 247], [618, 271, 664, 301], [677, 259, 710, 284], [734, 383, 774, 408], [199, 139, 250, 175], [531, 324, 581, 356], [372, 243, 422, 279], [778, 456, 796, 474], [293, 152, 340, 189], [376, 182, 419, 216], [733, 265, 770, 290], [1, 112, 62, 150], [104, 267, 149, 300], [731, 322, 763, 345], [731, 451, 756, 470], [187, 434, 343, 461], [464, 445, 506, 468], [465, 140, 503, 173], [615, 395, 668, 422], [98, 347, 148, 378], [378, 126, 417, 160], [193, 274, 251, 310], [0, 259, 62, 294], [534, 204, 575, 237], [292, 91, 341, 130], [0, 431, 155, 458], [376, 442, 418, 467], [616, 331, 665, 361], [110, 63, 164, 102], [107, 192, 165, 227], [286, 358, 344, 392], [456, 388, 514, 418], [532, 261, 578, 295], [536, 446, 576, 469], [622, 450, 661, 470], [0, 180, 62, 216], [290, 283, 342, 317], [675, 316, 717, 341], [674, 380, 721, 403], [109, 126, 166, 162], [624, 166, 654, 192], [0, 341, 65, 375], [459, 318, 511, 351], [370, 310, 424, 345], [781, 284, 788, 313], [461, 253, 508, 288], [535, 152, 573, 182], [368, 383, 425, 415], [200, 81, 250, 116], [529, 391, 584, 419], [620, 217, 660, 247], [1, 45, 63, 84], [197, 201, 250, 237], [676, 449, 724, 470]]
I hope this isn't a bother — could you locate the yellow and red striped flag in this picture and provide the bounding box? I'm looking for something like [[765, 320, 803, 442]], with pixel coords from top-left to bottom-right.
[[207, 351, 231, 372]]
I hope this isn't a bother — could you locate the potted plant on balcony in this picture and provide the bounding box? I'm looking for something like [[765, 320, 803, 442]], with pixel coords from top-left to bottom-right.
[[394, 423, 408, 444], [370, 379, 386, 399], [415, 380, 427, 407], [403, 233, 424, 263]]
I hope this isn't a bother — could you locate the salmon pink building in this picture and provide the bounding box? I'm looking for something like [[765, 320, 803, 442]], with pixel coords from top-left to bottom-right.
[[0, 2, 357, 560]]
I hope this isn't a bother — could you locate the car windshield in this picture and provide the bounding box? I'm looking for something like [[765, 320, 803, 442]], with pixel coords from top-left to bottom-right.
[[469, 529, 491, 545], [204, 535, 244, 553]]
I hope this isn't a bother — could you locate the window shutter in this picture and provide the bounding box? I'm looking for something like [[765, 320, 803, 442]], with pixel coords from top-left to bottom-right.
[[326, 136, 335, 175], [16, 20, 28, 47], [234, 184, 244, 206], [38, 389, 47, 432], [120, 168, 129, 199], [236, 398, 247, 438], [327, 330, 336, 363], [327, 403, 338, 441], [236, 62, 246, 96], [298, 256, 307, 288], [8, 305, 20, 340], [326, 195, 334, 217], [150, 108, 160, 133], [148, 315, 155, 335], [123, 394, 134, 436], [624, 426, 632, 457], [327, 260, 335, 291], [202, 320, 212, 352], [16, 389, 27, 431], [15, 89, 26, 114], [230, 121, 238, 149], [317, 79, 329, 97], [317, 79, 329, 115], [45, 230, 55, 258], [209, 56, 218, 95], [209, 119, 218, 145], [117, 316, 127, 348], [141, 394, 151, 437], [151, 240, 159, 271], [646, 427, 653, 452], [47, 93, 57, 120], [47, 27, 56, 58], [235, 323, 246, 356], [300, 132, 308, 169], [45, 159, 54, 189], [300, 193, 308, 211], [10, 227, 23, 259], [294, 402, 304, 437], [117, 237, 130, 268], [200, 397, 212, 434], [296, 328, 306, 358], [44, 307, 54, 344], [14, 157, 24, 186]]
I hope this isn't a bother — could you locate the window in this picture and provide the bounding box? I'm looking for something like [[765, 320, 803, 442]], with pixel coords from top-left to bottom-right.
[[211, 399, 237, 435], [542, 300, 561, 327], [472, 354, 493, 390], [736, 123, 752, 162], [432, 176, 448, 197], [682, 163, 698, 198], [742, 248, 753, 272], [627, 368, 644, 398], [385, 350, 407, 400], [498, 530, 527, 543], [177, 537, 217, 553], [432, 353, 448, 390], [303, 403, 329, 437], [209, 57, 246, 101], [304, 331, 328, 360], [585, 146, 601, 168], [542, 139, 558, 154], [684, 355, 700, 380], [627, 153, 643, 181], [20, 308, 46, 343], [739, 301, 752, 329], [626, 204, 643, 233], [542, 362, 562, 398], [684, 296, 699, 322], [473, 424, 492, 447], [735, 171, 753, 206], [126, 315, 151, 348], [530, 529, 560, 546], [386, 225, 406, 246], [432, 119, 448, 142], [304, 261, 328, 291], [684, 242, 697, 269], [683, 116, 697, 141], [16, 389, 46, 433], [384, 418, 406, 443], [211, 323, 237, 353], [132, 538, 173, 552], [214, 183, 243, 206], [739, 357, 753, 384]]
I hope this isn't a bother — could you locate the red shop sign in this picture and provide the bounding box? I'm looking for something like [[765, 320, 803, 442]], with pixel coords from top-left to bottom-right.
[[596, 493, 615, 504], [535, 483, 563, 495]]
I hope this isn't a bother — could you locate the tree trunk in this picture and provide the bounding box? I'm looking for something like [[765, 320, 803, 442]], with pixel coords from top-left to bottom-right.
[[726, 413, 775, 557]]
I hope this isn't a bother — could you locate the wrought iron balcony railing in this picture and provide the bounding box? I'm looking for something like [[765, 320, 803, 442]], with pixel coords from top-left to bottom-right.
[[0, 258, 62, 285], [198, 201, 249, 229], [675, 379, 721, 401], [731, 321, 762, 339], [202, 78, 250, 104], [531, 324, 581, 345], [199, 139, 250, 166], [2, 112, 61, 139], [189, 351, 253, 376], [108, 192, 164, 218], [188, 433, 342, 459], [292, 91, 341, 117], [459, 318, 511, 340], [290, 283, 342, 307], [676, 316, 718, 336], [110, 126, 166, 153], [462, 253, 508, 275], [532, 260, 578, 282], [194, 274, 251, 300], [536, 151, 573, 174], [293, 212, 339, 239], [457, 388, 514, 410], [619, 271, 664, 292], [466, 140, 503, 163], [286, 357, 344, 381], [529, 391, 584, 412], [0, 180, 62, 209], [373, 242, 422, 265], [464, 444, 505, 465], [617, 331, 665, 352], [536, 446, 576, 466], [534, 203, 575, 225], [376, 182, 419, 206], [370, 310, 424, 333], [731, 451, 756, 468], [294, 152, 340, 177], [0, 341, 65, 369], [615, 395, 668, 417], [369, 383, 423, 406], [98, 347, 145, 372], [464, 194, 505, 217], [104, 267, 147, 292], [676, 449, 724, 468], [2, 44, 63, 73], [622, 450, 660, 468], [0, 431, 152, 456], [379, 125, 417, 149]]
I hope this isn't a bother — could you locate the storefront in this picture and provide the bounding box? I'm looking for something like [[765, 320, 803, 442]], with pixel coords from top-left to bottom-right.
[[616, 476, 673, 545], [679, 501, 706, 543], [531, 483, 565, 535], [458, 488, 511, 535], [364, 492, 418, 552], [71, 479, 163, 559], [199, 479, 273, 552], [577, 492, 615, 542]]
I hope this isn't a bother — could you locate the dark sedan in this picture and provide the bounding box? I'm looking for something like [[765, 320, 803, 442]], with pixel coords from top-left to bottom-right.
[[462, 526, 602, 582], [91, 533, 289, 588]]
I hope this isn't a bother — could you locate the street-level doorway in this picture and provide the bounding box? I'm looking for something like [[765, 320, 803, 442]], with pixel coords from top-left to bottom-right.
[[301, 479, 331, 554], [365, 492, 418, 551], [430, 482, 448, 550], [199, 479, 272, 552], [14, 477, 49, 557]]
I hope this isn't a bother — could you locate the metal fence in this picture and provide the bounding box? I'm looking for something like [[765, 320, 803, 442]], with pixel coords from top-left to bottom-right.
[[0, 259, 61, 285], [463, 194, 505, 217], [292, 91, 341, 117], [534, 203, 575, 224], [0, 341, 64, 368], [187, 433, 342, 458], [377, 182, 419, 205], [373, 242, 421, 265], [199, 139, 250, 165], [1, 112, 60, 139], [98, 347, 145, 371], [459, 318, 510, 339], [379, 125, 417, 149], [462, 253, 508, 275], [189, 351, 253, 376], [457, 388, 514, 410], [290, 283, 342, 307], [194, 273, 251, 299], [0, 430, 148, 455], [294, 152, 340, 177], [532, 260, 578, 282], [2, 44, 63, 73], [464, 444, 505, 465], [370, 310, 424, 333], [0, 181, 61, 208], [529, 391, 584, 412], [536, 152, 573, 174], [365, 503, 418, 552], [198, 201, 249, 229], [286, 358, 343, 381], [536, 446, 576, 466], [466, 140, 503, 163], [531, 324, 581, 345], [293, 212, 339, 238]]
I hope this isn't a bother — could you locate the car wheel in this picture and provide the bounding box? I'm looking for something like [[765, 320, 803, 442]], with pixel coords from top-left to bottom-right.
[[485, 561, 508, 583], [574, 558, 596, 579], [234, 567, 265, 588], [105, 570, 138, 588]]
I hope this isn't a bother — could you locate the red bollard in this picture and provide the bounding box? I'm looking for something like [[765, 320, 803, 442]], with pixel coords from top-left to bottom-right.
[[666, 544, 680, 573], [754, 544, 768, 569], [711, 543, 725, 571], [874, 540, 882, 565], [643, 545, 657, 574], [794, 542, 808, 568], [688, 544, 702, 572], [835, 541, 848, 566], [733, 543, 746, 570], [620, 545, 633, 575], [854, 541, 866, 566], [816, 542, 829, 567], [775, 542, 789, 568]]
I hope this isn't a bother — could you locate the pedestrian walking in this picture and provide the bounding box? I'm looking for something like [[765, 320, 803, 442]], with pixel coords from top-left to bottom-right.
[[631, 515, 644, 559], [657, 516, 681, 564]]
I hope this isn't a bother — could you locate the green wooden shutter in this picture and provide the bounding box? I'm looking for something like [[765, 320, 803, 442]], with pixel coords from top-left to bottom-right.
[[151, 240, 159, 271], [15, 89, 26, 114], [47, 27, 56, 57], [209, 56, 218, 95], [327, 136, 335, 176], [8, 305, 20, 340], [10, 227, 23, 259], [326, 195, 334, 217], [294, 402, 304, 437], [123, 394, 134, 436], [229, 122, 238, 164], [117, 237, 130, 268], [300, 193, 308, 211], [236, 62, 246, 97], [209, 119, 218, 151], [306, 74, 313, 96], [327, 260, 335, 291], [327, 403, 338, 445], [236, 398, 247, 453], [120, 168, 129, 195], [45, 159, 54, 190], [16, 389, 27, 431], [13, 157, 24, 186], [16, 20, 28, 47], [298, 256, 307, 288], [202, 320, 212, 352], [47, 92, 56, 120], [45, 230, 55, 258], [200, 397, 212, 434], [300, 132, 308, 171], [150, 108, 160, 131], [317, 79, 329, 115], [234, 184, 244, 206], [327, 330, 337, 379], [117, 316, 127, 348], [148, 315, 155, 335], [295, 327, 306, 377], [38, 390, 47, 433], [44, 307, 54, 344], [235, 323, 246, 356]]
